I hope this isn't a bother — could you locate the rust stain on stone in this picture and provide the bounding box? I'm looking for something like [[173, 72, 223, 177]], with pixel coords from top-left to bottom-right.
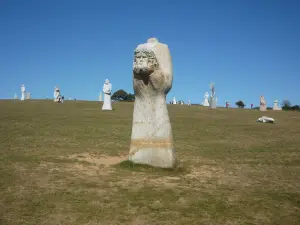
[[129, 138, 173, 156]]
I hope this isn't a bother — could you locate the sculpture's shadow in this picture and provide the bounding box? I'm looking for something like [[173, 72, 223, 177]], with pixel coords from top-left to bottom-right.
[[114, 160, 189, 175]]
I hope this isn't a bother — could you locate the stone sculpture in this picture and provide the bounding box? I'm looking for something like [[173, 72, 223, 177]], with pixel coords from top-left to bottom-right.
[[188, 100, 191, 106], [26, 92, 31, 100], [172, 97, 177, 104], [202, 92, 210, 106], [54, 87, 62, 103], [102, 79, 112, 110], [226, 101, 230, 108], [129, 37, 176, 168], [14, 93, 18, 99], [99, 92, 102, 102], [257, 116, 274, 123], [20, 84, 26, 101], [209, 83, 217, 109], [259, 95, 267, 111], [273, 100, 282, 111]]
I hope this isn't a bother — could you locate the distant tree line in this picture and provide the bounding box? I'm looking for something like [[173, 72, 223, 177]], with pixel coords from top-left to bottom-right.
[[281, 100, 300, 111], [111, 89, 135, 101]]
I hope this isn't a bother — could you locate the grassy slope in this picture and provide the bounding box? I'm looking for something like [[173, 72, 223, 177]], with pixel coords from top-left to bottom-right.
[[0, 100, 299, 225]]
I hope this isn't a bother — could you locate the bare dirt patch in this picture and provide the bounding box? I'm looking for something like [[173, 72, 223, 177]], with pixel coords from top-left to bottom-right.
[[69, 152, 128, 167], [58, 152, 129, 177]]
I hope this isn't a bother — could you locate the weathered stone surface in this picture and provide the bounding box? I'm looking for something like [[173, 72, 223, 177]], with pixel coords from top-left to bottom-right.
[[20, 84, 25, 101], [54, 87, 61, 103], [202, 92, 209, 106], [172, 97, 177, 104], [102, 79, 112, 110], [273, 100, 282, 111], [129, 37, 176, 168], [257, 116, 275, 123], [210, 98, 217, 108], [209, 83, 217, 109], [25, 92, 31, 100], [259, 95, 267, 111]]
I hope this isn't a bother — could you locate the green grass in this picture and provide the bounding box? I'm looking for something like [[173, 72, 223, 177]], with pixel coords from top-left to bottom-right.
[[0, 99, 300, 225]]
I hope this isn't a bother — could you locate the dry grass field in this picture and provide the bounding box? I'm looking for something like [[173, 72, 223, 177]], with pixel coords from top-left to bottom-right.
[[0, 99, 300, 225]]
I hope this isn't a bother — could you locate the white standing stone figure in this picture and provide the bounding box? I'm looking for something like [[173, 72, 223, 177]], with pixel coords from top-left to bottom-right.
[[102, 79, 112, 110], [129, 37, 176, 168], [26, 92, 31, 100], [54, 87, 62, 103], [273, 100, 282, 111], [14, 93, 18, 99], [172, 97, 177, 104], [99, 92, 102, 102], [20, 84, 26, 101], [202, 92, 210, 106], [259, 95, 267, 111], [209, 83, 217, 109], [188, 100, 191, 106]]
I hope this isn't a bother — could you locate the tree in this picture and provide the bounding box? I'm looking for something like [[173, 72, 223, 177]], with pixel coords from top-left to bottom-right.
[[111, 89, 128, 100], [127, 93, 135, 100], [235, 100, 245, 108], [111, 89, 135, 101], [281, 100, 291, 108], [291, 105, 299, 110]]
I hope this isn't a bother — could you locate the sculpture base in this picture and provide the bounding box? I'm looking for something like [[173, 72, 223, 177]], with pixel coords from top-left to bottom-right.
[[202, 100, 209, 107], [210, 100, 217, 109], [129, 148, 176, 168], [260, 105, 267, 111]]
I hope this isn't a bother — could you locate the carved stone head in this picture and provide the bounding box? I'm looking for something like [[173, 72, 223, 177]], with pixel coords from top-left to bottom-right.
[[133, 48, 158, 75], [133, 38, 173, 96]]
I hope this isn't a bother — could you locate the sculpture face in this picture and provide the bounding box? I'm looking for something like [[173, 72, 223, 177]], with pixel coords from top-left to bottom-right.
[[133, 49, 158, 75]]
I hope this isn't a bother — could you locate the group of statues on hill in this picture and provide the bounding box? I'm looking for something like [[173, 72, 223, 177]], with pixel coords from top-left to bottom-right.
[[16, 80, 113, 110], [15, 37, 284, 170], [259, 95, 282, 111], [14, 84, 31, 100]]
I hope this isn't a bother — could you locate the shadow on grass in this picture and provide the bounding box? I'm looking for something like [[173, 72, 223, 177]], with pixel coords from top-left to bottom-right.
[[115, 160, 189, 176]]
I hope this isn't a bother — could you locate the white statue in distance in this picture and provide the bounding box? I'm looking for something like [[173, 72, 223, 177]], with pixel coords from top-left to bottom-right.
[[102, 79, 112, 110], [20, 84, 26, 101], [54, 87, 61, 103], [172, 97, 177, 104], [202, 92, 209, 106]]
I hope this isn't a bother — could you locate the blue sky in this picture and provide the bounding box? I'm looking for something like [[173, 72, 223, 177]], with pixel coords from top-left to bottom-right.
[[1, 0, 299, 107]]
